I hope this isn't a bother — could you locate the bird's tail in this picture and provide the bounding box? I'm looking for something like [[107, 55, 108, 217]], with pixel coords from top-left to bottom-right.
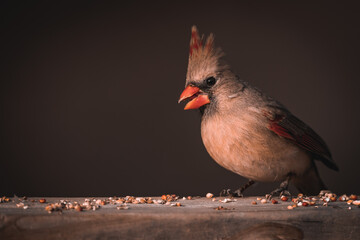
[[292, 161, 328, 196]]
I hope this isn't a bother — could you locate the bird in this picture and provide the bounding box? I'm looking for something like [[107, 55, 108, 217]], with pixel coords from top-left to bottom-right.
[[178, 26, 338, 197]]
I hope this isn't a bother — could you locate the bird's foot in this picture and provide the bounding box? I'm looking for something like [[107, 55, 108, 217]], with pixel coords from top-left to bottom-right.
[[266, 190, 292, 200], [219, 180, 255, 197], [219, 188, 243, 197], [266, 180, 291, 200]]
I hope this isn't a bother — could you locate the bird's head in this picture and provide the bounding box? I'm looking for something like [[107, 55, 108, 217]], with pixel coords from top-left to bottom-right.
[[178, 26, 230, 111]]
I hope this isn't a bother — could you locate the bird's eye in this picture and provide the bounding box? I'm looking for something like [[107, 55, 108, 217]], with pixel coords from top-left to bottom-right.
[[205, 77, 216, 87]]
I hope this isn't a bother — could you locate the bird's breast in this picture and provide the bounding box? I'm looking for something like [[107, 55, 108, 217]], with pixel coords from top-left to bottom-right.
[[200, 111, 311, 182]]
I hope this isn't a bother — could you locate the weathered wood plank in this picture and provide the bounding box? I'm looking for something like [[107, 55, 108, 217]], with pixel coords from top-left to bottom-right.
[[0, 197, 359, 239]]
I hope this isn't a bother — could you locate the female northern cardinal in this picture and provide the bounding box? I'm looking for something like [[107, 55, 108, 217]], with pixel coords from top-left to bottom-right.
[[178, 26, 338, 197]]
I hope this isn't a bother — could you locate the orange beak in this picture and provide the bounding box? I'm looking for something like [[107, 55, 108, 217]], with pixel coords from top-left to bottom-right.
[[178, 85, 210, 110]]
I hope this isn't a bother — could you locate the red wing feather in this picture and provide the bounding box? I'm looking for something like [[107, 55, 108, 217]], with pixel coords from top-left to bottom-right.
[[267, 112, 339, 171]]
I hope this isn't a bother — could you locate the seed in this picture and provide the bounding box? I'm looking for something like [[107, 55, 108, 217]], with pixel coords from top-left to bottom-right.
[[330, 197, 336, 202], [310, 201, 316, 206], [287, 205, 294, 210], [260, 199, 267, 204], [251, 201, 257, 205], [271, 199, 278, 204], [280, 196, 288, 201], [338, 195, 348, 201], [350, 195, 357, 200], [352, 200, 360, 206], [39, 199, 46, 203], [16, 203, 24, 208], [161, 195, 167, 200], [347, 200, 353, 205], [302, 202, 309, 207], [74, 204, 82, 211], [257, 197, 262, 201], [206, 193, 214, 198]]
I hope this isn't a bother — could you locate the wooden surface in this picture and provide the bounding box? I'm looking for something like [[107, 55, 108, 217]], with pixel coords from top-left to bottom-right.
[[0, 196, 359, 240]]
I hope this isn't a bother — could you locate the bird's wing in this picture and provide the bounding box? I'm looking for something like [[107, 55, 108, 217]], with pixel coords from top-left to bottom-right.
[[263, 106, 339, 171]]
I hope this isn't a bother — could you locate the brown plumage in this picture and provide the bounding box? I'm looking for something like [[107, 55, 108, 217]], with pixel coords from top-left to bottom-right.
[[179, 26, 338, 196]]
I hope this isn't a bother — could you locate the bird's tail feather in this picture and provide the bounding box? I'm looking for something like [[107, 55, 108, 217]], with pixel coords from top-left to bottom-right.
[[292, 162, 327, 196]]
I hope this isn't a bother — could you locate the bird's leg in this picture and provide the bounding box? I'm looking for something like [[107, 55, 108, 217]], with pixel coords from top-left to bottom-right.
[[266, 176, 292, 200], [220, 179, 255, 197]]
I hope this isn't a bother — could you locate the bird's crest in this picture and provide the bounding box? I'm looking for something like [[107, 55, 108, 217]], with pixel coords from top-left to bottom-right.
[[189, 26, 215, 57], [187, 26, 227, 85]]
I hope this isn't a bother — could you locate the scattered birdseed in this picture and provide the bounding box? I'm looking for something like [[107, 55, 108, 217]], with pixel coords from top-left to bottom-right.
[[187, 196, 193, 200], [339, 195, 348, 201], [287, 205, 294, 210], [221, 198, 236, 203], [280, 196, 288, 201], [74, 204, 82, 212], [206, 193, 214, 198], [170, 202, 182, 207], [271, 199, 278, 204], [39, 199, 46, 203], [251, 201, 257, 205], [0, 196, 11, 203], [260, 199, 267, 204], [352, 200, 360, 206], [16, 203, 24, 208], [350, 195, 358, 200]]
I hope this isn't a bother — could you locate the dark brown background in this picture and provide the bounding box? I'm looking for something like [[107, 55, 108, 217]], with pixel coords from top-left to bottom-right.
[[1, 1, 359, 197]]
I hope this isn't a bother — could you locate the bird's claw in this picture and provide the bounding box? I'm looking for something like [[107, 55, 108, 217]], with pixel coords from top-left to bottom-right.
[[232, 189, 244, 198], [219, 188, 243, 197], [266, 190, 292, 200], [280, 190, 291, 197], [265, 194, 272, 200], [220, 189, 232, 197]]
